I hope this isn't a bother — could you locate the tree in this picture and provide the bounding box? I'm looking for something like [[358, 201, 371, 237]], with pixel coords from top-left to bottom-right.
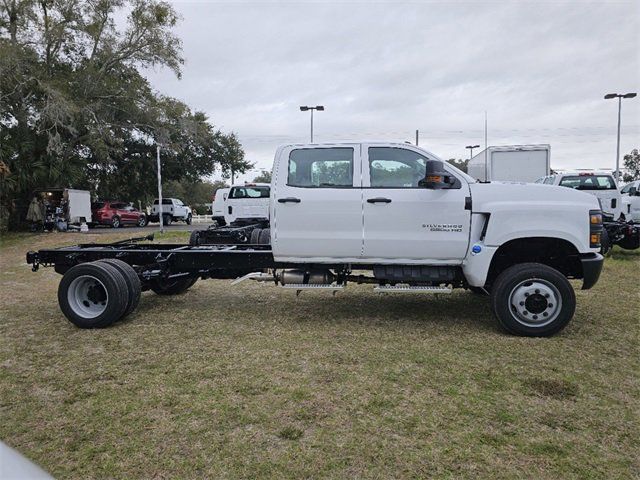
[[622, 149, 640, 182], [253, 170, 271, 183], [219, 133, 254, 183], [0, 0, 242, 228], [447, 158, 469, 173]]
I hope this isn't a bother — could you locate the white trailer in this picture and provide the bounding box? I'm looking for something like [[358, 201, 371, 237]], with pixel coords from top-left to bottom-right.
[[468, 145, 550, 183]]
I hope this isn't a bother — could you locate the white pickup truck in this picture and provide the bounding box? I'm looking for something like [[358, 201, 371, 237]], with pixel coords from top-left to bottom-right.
[[148, 198, 192, 225], [28, 142, 605, 337], [621, 180, 640, 223]]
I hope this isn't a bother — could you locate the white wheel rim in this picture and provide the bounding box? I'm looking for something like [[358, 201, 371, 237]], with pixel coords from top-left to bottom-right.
[[67, 275, 108, 318], [508, 278, 562, 328]]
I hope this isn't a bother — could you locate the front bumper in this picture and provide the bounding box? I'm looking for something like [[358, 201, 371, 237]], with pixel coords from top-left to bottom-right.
[[580, 253, 604, 290]]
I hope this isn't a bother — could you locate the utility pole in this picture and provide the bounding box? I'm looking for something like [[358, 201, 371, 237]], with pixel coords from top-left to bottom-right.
[[156, 145, 164, 233], [604, 92, 637, 182], [415, 129, 419, 146]]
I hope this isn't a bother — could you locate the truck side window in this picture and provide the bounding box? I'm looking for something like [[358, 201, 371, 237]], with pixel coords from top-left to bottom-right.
[[368, 147, 427, 188], [288, 148, 353, 187]]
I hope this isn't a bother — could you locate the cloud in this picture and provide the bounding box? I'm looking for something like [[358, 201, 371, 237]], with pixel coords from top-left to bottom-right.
[[145, 0, 640, 181]]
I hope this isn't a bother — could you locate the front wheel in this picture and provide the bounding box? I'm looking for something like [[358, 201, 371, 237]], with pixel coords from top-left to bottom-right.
[[490, 263, 575, 337], [137, 215, 147, 227], [163, 214, 172, 226], [111, 216, 121, 228], [185, 213, 192, 225]]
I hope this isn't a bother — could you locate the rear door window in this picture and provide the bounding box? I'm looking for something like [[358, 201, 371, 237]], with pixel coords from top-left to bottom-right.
[[288, 148, 354, 187]]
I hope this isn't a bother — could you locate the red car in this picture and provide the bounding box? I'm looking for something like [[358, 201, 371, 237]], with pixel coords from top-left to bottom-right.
[[91, 201, 147, 228]]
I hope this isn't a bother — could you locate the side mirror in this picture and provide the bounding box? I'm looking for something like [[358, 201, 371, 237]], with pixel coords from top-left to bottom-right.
[[419, 160, 454, 189]]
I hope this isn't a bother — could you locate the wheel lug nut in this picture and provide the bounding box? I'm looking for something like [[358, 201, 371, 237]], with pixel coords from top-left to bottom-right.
[[533, 315, 538, 320], [523, 311, 528, 315], [548, 304, 553, 308], [535, 289, 540, 294], [545, 294, 550, 298], [543, 312, 548, 317], [524, 293, 529, 297], [519, 301, 524, 306]]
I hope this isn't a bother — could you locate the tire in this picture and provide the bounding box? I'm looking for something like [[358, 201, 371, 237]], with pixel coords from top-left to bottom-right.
[[97, 259, 141, 319], [58, 262, 128, 328], [111, 216, 121, 228], [137, 215, 147, 227], [600, 228, 611, 256], [186, 213, 192, 225], [250, 228, 261, 245], [189, 230, 202, 246], [150, 277, 197, 295], [258, 228, 270, 245], [163, 214, 172, 226], [490, 263, 576, 337]]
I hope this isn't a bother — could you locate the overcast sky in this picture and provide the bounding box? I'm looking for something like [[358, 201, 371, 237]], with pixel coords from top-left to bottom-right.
[[144, 0, 640, 182]]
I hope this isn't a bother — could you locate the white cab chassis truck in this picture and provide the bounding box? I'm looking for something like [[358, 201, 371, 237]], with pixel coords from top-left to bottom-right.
[[28, 143, 604, 337]]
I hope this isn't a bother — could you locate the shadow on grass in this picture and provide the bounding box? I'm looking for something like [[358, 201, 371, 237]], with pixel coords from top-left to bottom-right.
[[126, 284, 499, 335]]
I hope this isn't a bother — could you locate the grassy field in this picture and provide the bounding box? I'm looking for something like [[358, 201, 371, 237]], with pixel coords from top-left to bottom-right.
[[1, 230, 638, 479]]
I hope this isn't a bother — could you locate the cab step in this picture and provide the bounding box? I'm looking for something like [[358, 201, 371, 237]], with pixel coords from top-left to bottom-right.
[[374, 285, 452, 294]]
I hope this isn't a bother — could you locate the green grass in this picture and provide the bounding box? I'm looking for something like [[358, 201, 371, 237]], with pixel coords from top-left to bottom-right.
[[0, 232, 638, 479]]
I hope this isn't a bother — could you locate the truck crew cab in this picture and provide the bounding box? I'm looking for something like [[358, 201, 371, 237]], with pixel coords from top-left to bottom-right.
[[27, 143, 604, 337]]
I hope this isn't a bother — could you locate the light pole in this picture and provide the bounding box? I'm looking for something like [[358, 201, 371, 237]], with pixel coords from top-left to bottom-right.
[[156, 145, 164, 233], [299, 105, 324, 142], [466, 144, 480, 159], [604, 92, 637, 182]]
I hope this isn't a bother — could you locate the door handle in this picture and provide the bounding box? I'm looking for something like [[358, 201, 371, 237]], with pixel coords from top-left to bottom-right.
[[278, 197, 301, 203], [367, 197, 392, 204]]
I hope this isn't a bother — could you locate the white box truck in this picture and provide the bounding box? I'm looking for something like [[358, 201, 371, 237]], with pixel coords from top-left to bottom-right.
[[468, 145, 550, 183]]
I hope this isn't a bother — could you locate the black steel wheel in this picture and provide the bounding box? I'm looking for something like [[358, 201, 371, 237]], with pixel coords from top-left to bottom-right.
[[97, 259, 141, 319], [58, 262, 128, 328], [490, 263, 575, 337], [186, 213, 192, 225]]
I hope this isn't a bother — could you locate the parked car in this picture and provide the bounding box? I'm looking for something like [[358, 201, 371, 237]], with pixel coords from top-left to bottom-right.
[[91, 201, 147, 228], [620, 180, 640, 223], [211, 187, 230, 226], [148, 198, 192, 225], [536, 171, 622, 220]]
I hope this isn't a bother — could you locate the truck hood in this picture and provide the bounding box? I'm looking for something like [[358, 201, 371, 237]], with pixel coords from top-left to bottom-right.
[[469, 181, 601, 211]]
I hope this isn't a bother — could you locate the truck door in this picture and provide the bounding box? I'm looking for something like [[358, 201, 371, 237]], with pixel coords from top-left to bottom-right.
[[271, 145, 363, 261], [362, 145, 471, 263]]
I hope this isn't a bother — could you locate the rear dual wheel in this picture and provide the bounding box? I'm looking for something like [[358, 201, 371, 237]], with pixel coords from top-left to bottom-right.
[[58, 260, 141, 328]]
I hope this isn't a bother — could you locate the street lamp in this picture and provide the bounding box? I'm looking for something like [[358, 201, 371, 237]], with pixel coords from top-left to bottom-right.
[[466, 144, 480, 159], [299, 105, 324, 142], [604, 92, 637, 182]]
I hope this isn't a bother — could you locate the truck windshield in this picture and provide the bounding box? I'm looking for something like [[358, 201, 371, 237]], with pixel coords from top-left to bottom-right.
[[559, 175, 616, 190], [229, 186, 270, 199]]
